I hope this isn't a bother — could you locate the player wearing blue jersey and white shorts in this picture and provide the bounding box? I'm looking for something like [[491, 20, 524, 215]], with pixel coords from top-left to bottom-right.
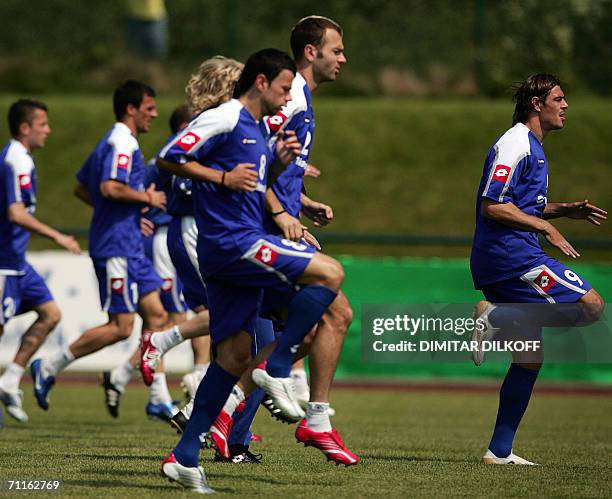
[[470, 74, 606, 465], [0, 100, 81, 423], [155, 48, 353, 492], [31, 81, 172, 417]]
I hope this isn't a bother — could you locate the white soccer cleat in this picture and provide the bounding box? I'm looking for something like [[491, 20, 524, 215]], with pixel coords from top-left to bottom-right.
[[471, 300, 499, 366], [252, 368, 305, 423], [0, 386, 28, 423], [181, 370, 204, 400], [483, 449, 537, 465], [161, 453, 215, 494]]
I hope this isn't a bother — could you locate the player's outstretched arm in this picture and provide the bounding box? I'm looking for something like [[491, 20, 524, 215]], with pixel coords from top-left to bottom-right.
[[482, 199, 580, 258], [301, 194, 333, 227], [8, 202, 81, 254], [100, 180, 166, 210], [544, 200, 608, 226]]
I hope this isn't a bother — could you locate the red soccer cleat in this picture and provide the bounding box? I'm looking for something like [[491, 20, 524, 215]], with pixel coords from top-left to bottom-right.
[[209, 409, 233, 459], [295, 419, 359, 466], [140, 331, 161, 386]]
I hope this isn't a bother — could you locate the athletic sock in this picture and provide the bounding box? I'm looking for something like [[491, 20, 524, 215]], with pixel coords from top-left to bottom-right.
[[173, 362, 239, 467], [266, 285, 337, 377], [151, 325, 184, 355], [110, 361, 135, 393], [0, 362, 25, 392], [290, 368, 310, 400], [41, 347, 75, 378], [306, 402, 332, 432], [149, 373, 173, 405], [222, 385, 245, 415], [488, 363, 539, 458]]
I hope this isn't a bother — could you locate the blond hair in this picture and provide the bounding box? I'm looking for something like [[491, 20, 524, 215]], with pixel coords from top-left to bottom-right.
[[185, 56, 243, 115]]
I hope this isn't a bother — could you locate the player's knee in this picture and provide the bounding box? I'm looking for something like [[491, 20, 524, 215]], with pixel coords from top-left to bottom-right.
[[145, 308, 168, 331], [323, 259, 345, 291], [38, 305, 61, 331], [581, 291, 605, 323]]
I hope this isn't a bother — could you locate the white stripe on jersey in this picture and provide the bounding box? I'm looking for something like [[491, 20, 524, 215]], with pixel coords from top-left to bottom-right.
[[104, 256, 135, 313], [152, 225, 186, 313], [4, 139, 35, 204], [180, 216, 205, 287], [107, 123, 138, 181]]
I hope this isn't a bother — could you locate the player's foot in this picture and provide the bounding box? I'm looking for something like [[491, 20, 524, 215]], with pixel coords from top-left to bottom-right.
[[483, 449, 537, 465], [215, 445, 263, 464], [100, 371, 121, 418], [161, 452, 214, 494], [146, 402, 178, 422], [471, 300, 499, 366], [252, 368, 304, 423], [30, 359, 55, 411], [250, 433, 262, 443], [295, 419, 359, 466], [181, 370, 204, 400], [261, 394, 297, 424], [208, 409, 233, 459], [140, 332, 161, 386], [0, 386, 28, 422], [170, 408, 188, 434]]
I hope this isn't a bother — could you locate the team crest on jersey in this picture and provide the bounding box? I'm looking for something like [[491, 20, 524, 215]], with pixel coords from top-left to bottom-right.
[[242, 138, 257, 144], [161, 278, 173, 292], [534, 270, 556, 292], [265, 112, 288, 132], [116, 153, 130, 170], [492, 164, 511, 183], [176, 132, 201, 152], [255, 244, 278, 266], [111, 278, 125, 294], [18, 174, 32, 189]]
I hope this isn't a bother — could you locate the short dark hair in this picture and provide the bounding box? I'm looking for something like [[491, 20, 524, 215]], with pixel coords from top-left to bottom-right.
[[169, 104, 191, 134], [8, 99, 48, 138], [113, 80, 156, 121], [290, 16, 343, 61], [235, 49, 296, 97], [512, 73, 562, 125]]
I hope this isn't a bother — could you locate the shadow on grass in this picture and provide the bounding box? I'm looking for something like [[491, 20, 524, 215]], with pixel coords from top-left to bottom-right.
[[360, 453, 469, 463], [77, 454, 161, 462], [64, 479, 173, 491]]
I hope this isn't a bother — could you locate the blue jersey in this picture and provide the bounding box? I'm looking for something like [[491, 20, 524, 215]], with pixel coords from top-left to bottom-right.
[[143, 160, 173, 226], [263, 73, 314, 230], [471, 123, 549, 288], [76, 122, 146, 258], [155, 131, 194, 218], [159, 99, 274, 277], [0, 140, 37, 274]]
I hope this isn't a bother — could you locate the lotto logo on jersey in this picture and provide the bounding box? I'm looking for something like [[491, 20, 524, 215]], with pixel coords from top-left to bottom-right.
[[255, 244, 278, 266], [535, 270, 556, 292], [265, 112, 288, 132], [116, 154, 130, 170], [18, 174, 32, 189], [176, 132, 201, 151], [492, 164, 511, 183], [111, 278, 125, 294], [161, 278, 173, 292]]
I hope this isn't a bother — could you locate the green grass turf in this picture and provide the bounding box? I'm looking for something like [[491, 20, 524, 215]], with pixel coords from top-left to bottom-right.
[[1, 382, 611, 497]]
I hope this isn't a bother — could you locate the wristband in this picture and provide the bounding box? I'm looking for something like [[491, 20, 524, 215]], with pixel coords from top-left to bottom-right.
[[145, 191, 153, 205], [221, 171, 226, 186], [271, 209, 286, 217]]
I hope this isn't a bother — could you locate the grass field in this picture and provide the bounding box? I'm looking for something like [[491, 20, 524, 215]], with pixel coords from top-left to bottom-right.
[[1, 381, 611, 497]]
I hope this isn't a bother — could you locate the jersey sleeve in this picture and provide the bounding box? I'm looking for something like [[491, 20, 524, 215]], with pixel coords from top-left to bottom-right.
[[4, 151, 35, 206], [481, 145, 529, 204], [101, 135, 137, 184]]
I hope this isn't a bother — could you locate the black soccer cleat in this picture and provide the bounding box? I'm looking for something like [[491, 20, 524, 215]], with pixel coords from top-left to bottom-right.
[[169, 409, 188, 434], [261, 394, 295, 424], [100, 371, 121, 418]]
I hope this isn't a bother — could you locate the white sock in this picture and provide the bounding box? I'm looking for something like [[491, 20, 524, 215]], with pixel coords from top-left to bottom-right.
[[194, 362, 209, 375], [110, 361, 135, 393], [151, 326, 184, 355], [291, 368, 310, 399], [182, 398, 194, 418], [41, 347, 75, 378], [0, 362, 25, 392], [149, 372, 173, 405], [222, 385, 245, 415], [306, 402, 332, 432]]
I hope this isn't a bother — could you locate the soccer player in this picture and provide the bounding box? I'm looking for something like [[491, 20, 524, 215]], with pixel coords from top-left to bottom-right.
[[0, 99, 81, 422], [470, 73, 606, 464], [30, 81, 170, 416], [156, 48, 350, 492]]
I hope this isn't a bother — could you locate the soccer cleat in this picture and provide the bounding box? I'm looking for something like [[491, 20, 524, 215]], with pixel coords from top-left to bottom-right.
[[471, 300, 499, 366], [208, 409, 233, 459], [295, 419, 359, 466], [0, 386, 28, 423], [140, 332, 161, 386], [161, 452, 215, 494], [250, 433, 263, 443], [181, 370, 204, 400], [170, 409, 188, 434], [100, 371, 122, 418], [483, 449, 537, 465], [261, 394, 297, 424], [30, 359, 55, 411], [146, 402, 178, 422], [252, 368, 304, 423]]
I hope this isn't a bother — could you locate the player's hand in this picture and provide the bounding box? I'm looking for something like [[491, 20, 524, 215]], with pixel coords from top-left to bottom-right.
[[275, 212, 303, 241], [55, 233, 81, 255], [302, 227, 321, 250], [542, 222, 580, 258], [276, 130, 301, 166], [302, 200, 333, 227], [225, 164, 258, 192], [305, 163, 321, 178], [564, 200, 607, 226], [140, 217, 155, 237], [146, 184, 166, 210]]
